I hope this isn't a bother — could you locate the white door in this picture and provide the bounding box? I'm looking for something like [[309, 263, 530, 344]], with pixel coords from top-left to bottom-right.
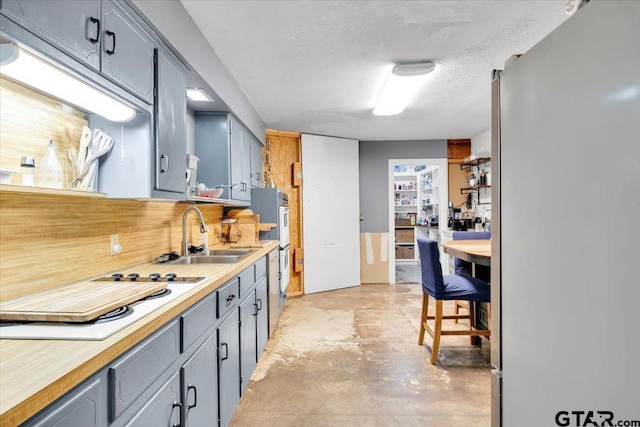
[[302, 134, 360, 294]]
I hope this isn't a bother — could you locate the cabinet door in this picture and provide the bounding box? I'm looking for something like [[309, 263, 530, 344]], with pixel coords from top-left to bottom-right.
[[25, 377, 104, 427], [101, 0, 154, 103], [255, 277, 268, 358], [240, 130, 252, 200], [218, 310, 240, 427], [124, 372, 181, 427], [155, 48, 187, 194], [182, 332, 218, 427], [0, 0, 101, 71], [239, 293, 257, 395], [229, 116, 244, 201], [250, 137, 263, 188]]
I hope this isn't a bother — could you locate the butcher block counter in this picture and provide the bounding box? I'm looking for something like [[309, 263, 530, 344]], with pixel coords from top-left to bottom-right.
[[0, 241, 279, 427]]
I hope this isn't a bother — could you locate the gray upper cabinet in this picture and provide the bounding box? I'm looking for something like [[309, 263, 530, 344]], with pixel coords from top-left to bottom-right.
[[0, 0, 102, 71], [250, 137, 263, 188], [100, 0, 154, 103], [155, 48, 187, 194], [195, 113, 252, 204], [0, 0, 154, 104]]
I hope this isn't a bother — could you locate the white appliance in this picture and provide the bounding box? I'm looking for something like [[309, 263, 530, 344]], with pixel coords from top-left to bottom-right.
[[279, 245, 290, 293], [251, 188, 290, 310], [278, 205, 290, 248], [492, 2, 640, 426], [0, 275, 206, 340]]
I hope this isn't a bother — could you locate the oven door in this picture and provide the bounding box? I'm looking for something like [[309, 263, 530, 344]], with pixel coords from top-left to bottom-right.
[[279, 246, 290, 293], [278, 206, 290, 248]]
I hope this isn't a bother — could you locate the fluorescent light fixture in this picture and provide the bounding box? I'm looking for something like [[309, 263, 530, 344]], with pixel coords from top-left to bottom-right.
[[187, 87, 213, 102], [0, 43, 136, 122], [373, 62, 436, 116]]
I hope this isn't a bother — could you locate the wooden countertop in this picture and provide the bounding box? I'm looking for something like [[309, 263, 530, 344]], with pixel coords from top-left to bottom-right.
[[441, 239, 491, 266], [0, 241, 279, 427]]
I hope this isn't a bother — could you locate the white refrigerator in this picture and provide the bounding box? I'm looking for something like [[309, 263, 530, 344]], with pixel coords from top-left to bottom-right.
[[492, 1, 640, 426]]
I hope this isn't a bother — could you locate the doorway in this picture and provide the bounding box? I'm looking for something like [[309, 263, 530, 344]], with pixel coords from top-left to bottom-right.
[[388, 158, 448, 284]]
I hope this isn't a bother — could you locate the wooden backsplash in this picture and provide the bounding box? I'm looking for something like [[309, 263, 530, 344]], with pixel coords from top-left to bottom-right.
[[0, 189, 224, 302]]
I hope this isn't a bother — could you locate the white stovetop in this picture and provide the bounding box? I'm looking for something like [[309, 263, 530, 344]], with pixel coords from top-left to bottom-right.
[[0, 279, 206, 341]]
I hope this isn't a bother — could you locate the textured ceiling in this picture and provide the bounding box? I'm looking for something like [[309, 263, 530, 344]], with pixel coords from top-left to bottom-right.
[[181, 0, 569, 141]]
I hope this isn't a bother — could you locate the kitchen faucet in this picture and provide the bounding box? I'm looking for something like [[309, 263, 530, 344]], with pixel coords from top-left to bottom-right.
[[182, 206, 209, 256]]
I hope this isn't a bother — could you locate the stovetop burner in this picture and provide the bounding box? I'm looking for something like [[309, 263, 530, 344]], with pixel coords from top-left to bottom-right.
[[93, 273, 205, 283], [140, 288, 172, 301], [76, 306, 134, 324]]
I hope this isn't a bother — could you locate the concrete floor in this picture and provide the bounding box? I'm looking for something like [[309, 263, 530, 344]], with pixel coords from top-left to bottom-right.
[[231, 283, 491, 427]]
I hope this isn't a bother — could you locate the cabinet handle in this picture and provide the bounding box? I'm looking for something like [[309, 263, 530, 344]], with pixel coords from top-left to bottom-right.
[[226, 294, 236, 304], [221, 343, 229, 361], [160, 154, 169, 173], [253, 303, 259, 316], [171, 401, 182, 427], [257, 298, 263, 311], [105, 30, 116, 55], [89, 17, 100, 44], [187, 384, 198, 409]]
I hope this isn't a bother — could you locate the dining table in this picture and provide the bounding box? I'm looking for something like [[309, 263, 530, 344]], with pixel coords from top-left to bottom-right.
[[441, 239, 491, 267], [440, 238, 492, 343]]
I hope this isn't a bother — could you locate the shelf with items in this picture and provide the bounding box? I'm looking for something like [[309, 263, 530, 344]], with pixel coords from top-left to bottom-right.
[[460, 185, 491, 194], [460, 157, 491, 171]]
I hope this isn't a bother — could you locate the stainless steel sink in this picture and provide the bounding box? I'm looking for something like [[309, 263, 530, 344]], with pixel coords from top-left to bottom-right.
[[202, 249, 253, 256], [169, 255, 244, 265], [160, 248, 256, 265]]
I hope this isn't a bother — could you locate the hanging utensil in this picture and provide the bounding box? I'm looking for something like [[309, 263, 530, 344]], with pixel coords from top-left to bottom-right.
[[74, 126, 92, 183], [78, 132, 115, 190]]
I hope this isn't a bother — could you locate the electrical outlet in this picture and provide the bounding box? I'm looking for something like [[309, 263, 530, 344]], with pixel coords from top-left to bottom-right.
[[110, 234, 122, 256]]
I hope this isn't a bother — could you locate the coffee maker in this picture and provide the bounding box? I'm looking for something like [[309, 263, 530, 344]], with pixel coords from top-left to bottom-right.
[[448, 207, 465, 230]]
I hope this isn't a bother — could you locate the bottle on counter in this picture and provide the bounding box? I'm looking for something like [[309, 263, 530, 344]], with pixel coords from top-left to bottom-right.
[[38, 140, 62, 189], [20, 156, 35, 186]]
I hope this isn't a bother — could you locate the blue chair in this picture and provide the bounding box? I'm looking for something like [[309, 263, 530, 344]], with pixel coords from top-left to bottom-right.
[[417, 237, 491, 364], [451, 231, 491, 326]]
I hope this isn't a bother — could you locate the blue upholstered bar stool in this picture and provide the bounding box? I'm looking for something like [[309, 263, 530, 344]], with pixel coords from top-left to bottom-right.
[[417, 237, 491, 365], [451, 231, 491, 328]]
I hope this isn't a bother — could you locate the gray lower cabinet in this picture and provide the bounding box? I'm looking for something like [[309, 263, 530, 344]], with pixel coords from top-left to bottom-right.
[[181, 331, 218, 427], [108, 320, 180, 422], [123, 371, 181, 427], [218, 309, 240, 427], [255, 277, 269, 358], [239, 293, 257, 395], [25, 376, 106, 427]]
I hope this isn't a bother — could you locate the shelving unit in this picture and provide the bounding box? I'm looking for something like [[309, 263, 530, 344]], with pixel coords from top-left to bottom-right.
[[393, 166, 441, 262]]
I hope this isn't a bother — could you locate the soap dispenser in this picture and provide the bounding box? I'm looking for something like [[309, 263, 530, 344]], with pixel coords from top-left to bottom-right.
[[39, 139, 62, 189]]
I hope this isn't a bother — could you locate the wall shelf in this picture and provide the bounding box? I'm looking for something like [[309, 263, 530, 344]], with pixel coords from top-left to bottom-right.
[[460, 185, 491, 194], [460, 157, 491, 171]]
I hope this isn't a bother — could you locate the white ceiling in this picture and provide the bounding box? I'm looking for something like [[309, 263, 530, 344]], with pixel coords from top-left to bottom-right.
[[181, 0, 569, 141]]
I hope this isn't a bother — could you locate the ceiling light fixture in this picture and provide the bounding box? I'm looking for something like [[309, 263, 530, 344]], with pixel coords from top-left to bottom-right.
[[373, 62, 436, 116], [0, 43, 136, 122], [186, 87, 213, 102]]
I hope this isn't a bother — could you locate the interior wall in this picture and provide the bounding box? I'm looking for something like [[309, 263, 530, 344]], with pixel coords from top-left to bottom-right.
[[264, 130, 303, 295], [0, 190, 224, 302], [359, 140, 447, 233], [471, 128, 491, 154]]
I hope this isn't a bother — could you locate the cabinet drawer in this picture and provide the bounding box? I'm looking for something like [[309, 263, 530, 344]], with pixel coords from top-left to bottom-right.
[[26, 377, 104, 427], [217, 278, 239, 318], [238, 267, 254, 299], [180, 291, 216, 353], [254, 256, 267, 281], [108, 320, 180, 422]]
